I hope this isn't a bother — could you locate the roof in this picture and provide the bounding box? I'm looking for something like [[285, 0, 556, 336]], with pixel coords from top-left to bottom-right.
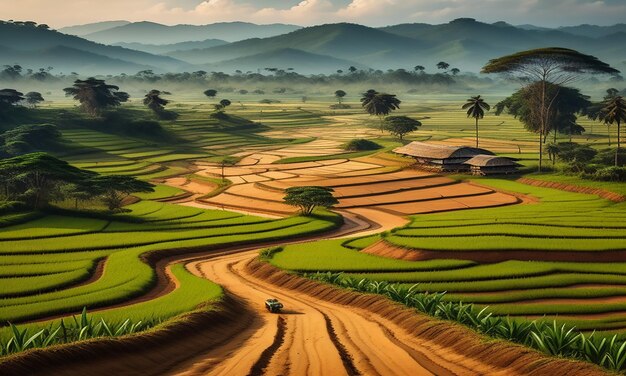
[[393, 141, 494, 160], [464, 155, 521, 167]]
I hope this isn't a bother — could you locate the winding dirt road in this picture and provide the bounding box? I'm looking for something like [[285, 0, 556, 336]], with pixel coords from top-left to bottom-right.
[[176, 252, 467, 376]]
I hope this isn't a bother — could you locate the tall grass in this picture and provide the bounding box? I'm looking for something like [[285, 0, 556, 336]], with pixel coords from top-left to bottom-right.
[[305, 272, 626, 373]]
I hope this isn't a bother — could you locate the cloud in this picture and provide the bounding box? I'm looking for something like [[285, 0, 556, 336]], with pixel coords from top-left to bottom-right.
[[1, 0, 625, 28]]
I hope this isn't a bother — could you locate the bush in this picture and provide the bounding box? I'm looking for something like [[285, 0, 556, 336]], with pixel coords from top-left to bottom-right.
[[0, 201, 28, 214], [259, 99, 281, 104], [343, 139, 382, 151], [591, 166, 626, 182], [592, 148, 626, 166], [329, 104, 351, 109]]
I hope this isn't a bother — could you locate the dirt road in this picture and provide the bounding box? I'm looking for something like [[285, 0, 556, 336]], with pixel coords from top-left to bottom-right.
[[171, 252, 485, 376]]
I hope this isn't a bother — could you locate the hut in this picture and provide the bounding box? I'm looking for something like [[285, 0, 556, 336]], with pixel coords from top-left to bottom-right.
[[464, 155, 521, 175], [393, 141, 494, 172]]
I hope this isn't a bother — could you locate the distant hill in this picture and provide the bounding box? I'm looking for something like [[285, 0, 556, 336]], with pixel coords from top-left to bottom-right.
[[169, 23, 426, 67], [114, 39, 229, 55], [0, 45, 146, 75], [206, 48, 367, 74], [0, 22, 193, 74], [82, 21, 302, 44], [58, 21, 130, 36], [557, 24, 626, 38]]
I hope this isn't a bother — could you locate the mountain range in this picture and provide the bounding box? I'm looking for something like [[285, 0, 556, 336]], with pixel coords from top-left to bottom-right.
[[2, 18, 625, 76]]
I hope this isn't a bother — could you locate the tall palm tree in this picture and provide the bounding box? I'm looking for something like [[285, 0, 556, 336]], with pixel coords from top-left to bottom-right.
[[361, 92, 401, 131], [462, 95, 490, 148], [602, 95, 626, 166]]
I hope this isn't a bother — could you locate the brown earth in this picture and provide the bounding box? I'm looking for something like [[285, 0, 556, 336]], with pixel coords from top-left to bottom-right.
[[517, 177, 625, 202]]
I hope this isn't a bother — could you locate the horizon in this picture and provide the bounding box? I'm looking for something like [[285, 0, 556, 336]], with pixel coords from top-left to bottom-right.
[[3, 0, 626, 29]]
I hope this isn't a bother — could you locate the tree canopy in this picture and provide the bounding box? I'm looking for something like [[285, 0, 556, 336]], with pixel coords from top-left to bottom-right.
[[361, 91, 401, 130], [383, 116, 421, 140], [601, 95, 626, 166], [283, 186, 338, 216], [24, 92, 44, 107], [63, 78, 129, 117]]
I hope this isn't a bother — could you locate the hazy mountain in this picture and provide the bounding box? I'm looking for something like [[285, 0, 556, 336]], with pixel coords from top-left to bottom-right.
[[206, 48, 366, 74], [114, 39, 229, 55], [0, 45, 147, 75], [169, 23, 426, 67], [82, 21, 301, 44], [558, 24, 626, 38], [58, 21, 130, 36], [0, 22, 193, 74]]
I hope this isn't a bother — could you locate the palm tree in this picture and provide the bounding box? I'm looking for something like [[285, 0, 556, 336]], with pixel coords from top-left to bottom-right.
[[602, 95, 626, 166], [462, 95, 490, 148], [361, 92, 401, 131]]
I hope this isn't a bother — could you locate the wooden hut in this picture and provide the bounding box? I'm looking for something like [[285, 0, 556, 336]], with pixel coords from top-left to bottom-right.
[[464, 155, 521, 175], [393, 141, 494, 172]]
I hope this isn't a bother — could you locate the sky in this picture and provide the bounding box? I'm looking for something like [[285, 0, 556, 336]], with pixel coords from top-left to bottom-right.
[[2, 0, 626, 28]]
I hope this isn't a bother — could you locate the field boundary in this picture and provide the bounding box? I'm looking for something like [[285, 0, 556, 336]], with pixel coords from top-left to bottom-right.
[[517, 177, 625, 202]]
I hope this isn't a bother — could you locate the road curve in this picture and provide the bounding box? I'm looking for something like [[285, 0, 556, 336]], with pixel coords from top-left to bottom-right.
[[172, 251, 474, 376]]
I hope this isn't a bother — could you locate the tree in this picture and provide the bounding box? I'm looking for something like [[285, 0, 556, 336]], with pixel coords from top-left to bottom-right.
[[414, 65, 425, 74], [0, 152, 95, 209], [63, 78, 129, 117], [601, 96, 626, 166], [361, 92, 401, 131], [383, 116, 421, 140], [436, 61, 450, 71], [24, 92, 44, 108], [204, 89, 217, 99], [143, 89, 169, 114], [283, 186, 338, 216], [450, 68, 460, 76], [334, 90, 347, 105], [0, 89, 24, 107], [214, 99, 232, 112], [496, 82, 592, 165], [462, 95, 491, 147], [483, 47, 619, 171], [348, 66, 357, 74], [586, 88, 621, 145], [89, 175, 154, 211]]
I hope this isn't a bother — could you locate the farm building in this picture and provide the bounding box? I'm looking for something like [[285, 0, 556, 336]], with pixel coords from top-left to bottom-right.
[[464, 155, 521, 175], [393, 141, 494, 172]]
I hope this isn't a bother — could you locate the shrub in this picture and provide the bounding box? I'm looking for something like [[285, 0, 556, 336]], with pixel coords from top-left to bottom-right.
[[593, 148, 626, 166], [329, 104, 351, 109], [591, 166, 626, 182], [259, 99, 281, 104], [343, 139, 382, 151]]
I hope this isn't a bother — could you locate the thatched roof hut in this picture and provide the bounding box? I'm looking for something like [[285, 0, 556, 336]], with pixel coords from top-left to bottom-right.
[[393, 141, 494, 171], [464, 155, 521, 175]]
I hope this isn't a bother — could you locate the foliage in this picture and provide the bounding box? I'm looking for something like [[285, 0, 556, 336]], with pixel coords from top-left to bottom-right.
[[88, 175, 154, 211], [303, 272, 626, 373], [343, 138, 381, 151], [23, 92, 44, 107], [601, 96, 626, 166], [382, 116, 421, 140], [0, 123, 61, 156], [334, 89, 346, 104], [63, 78, 129, 117], [203, 89, 217, 98], [0, 308, 155, 357], [590, 166, 626, 182], [462, 95, 490, 147], [283, 186, 338, 215], [361, 91, 401, 130]]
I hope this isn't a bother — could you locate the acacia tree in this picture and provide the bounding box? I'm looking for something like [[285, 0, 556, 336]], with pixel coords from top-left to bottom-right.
[[0, 89, 24, 107], [284, 186, 338, 216], [204, 89, 217, 100], [482, 48, 618, 171], [143, 90, 170, 114], [334, 90, 347, 105], [462, 95, 490, 148], [215, 99, 232, 112], [436, 61, 450, 71], [601, 96, 626, 166], [24, 92, 44, 108], [361, 91, 401, 131], [383, 116, 421, 140], [89, 175, 154, 211], [63, 78, 129, 117]]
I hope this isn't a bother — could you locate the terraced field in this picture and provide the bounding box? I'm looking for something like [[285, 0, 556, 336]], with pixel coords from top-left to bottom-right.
[[269, 179, 626, 333], [0, 200, 340, 344]]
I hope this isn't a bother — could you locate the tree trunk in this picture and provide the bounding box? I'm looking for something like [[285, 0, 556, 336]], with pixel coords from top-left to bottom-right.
[[616, 120, 621, 167], [475, 117, 479, 148], [539, 131, 543, 172], [539, 81, 546, 173], [608, 125, 612, 147]]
